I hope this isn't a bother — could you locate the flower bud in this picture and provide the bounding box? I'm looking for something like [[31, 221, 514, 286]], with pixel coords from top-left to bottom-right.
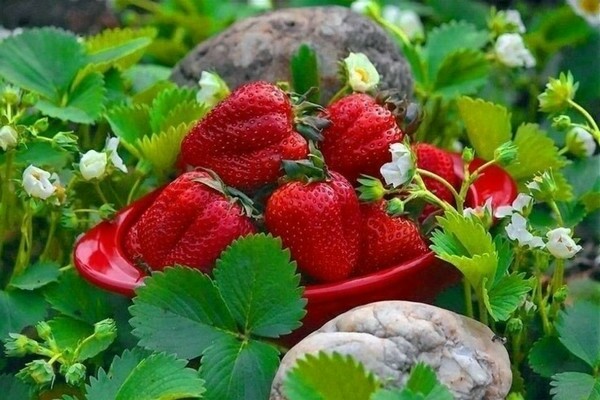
[[357, 176, 386, 202], [494, 141, 518, 166], [553, 285, 568, 303], [64, 363, 86, 386], [21, 92, 39, 107], [461, 147, 475, 163], [79, 150, 107, 181], [18, 360, 55, 386], [526, 170, 557, 203], [52, 132, 78, 152], [551, 115, 572, 131], [94, 318, 117, 338], [0, 125, 18, 151], [386, 198, 405, 216], [506, 318, 523, 334], [36, 321, 52, 341], [1, 85, 20, 105], [566, 126, 596, 158], [539, 71, 579, 114], [33, 117, 49, 134], [4, 333, 40, 357]]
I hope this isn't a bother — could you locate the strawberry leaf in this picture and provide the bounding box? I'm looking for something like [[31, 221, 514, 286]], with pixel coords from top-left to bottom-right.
[[0, 374, 29, 400], [86, 349, 205, 400], [123, 64, 172, 94], [506, 123, 567, 181], [85, 27, 156, 72], [529, 336, 591, 379], [105, 104, 151, 157], [129, 267, 237, 359], [283, 352, 381, 400], [200, 335, 279, 400], [433, 49, 489, 99], [149, 87, 199, 133], [425, 21, 488, 80], [214, 234, 306, 338], [48, 316, 94, 349], [136, 123, 192, 173], [0, 289, 47, 340], [457, 97, 512, 161], [556, 301, 600, 369], [7, 261, 60, 291], [550, 372, 600, 400], [482, 273, 533, 322], [291, 44, 320, 103], [403, 363, 454, 400], [0, 27, 86, 101], [153, 101, 207, 134], [36, 71, 106, 124]]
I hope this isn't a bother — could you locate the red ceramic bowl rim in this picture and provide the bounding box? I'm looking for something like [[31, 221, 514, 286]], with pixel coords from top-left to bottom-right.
[[74, 153, 517, 297]]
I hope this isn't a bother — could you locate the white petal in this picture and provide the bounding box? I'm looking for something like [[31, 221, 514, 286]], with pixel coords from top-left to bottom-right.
[[512, 193, 533, 213], [80, 150, 108, 181], [22, 165, 56, 200], [495, 205, 513, 218]]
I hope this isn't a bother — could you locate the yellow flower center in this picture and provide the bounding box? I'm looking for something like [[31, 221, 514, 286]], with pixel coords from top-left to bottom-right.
[[355, 67, 370, 83], [580, 0, 600, 13]]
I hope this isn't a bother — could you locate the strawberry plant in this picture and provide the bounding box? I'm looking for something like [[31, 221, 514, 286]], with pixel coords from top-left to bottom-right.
[[0, 0, 598, 399]]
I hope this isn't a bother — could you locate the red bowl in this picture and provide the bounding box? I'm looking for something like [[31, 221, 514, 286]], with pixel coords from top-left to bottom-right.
[[74, 153, 517, 339]]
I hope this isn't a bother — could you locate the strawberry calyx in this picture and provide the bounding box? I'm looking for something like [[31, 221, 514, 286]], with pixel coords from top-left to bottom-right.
[[193, 169, 260, 218], [375, 89, 422, 137], [356, 175, 387, 202], [291, 89, 331, 142], [281, 142, 329, 183]]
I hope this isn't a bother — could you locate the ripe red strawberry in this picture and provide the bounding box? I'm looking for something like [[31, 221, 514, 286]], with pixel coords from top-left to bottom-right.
[[320, 93, 404, 184], [265, 171, 361, 282], [180, 81, 309, 192], [412, 143, 459, 216], [125, 171, 256, 272], [357, 201, 429, 275]]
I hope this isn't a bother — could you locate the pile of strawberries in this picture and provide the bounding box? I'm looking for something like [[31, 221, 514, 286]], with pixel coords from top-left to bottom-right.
[[125, 82, 459, 283]]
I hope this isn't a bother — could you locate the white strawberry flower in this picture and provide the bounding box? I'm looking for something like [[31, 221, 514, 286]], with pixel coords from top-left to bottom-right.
[[105, 137, 127, 174], [380, 143, 414, 188], [494, 33, 536, 68], [79, 150, 108, 181], [546, 227, 582, 259], [463, 198, 493, 220], [567, 126, 596, 157], [567, 0, 600, 26], [505, 213, 545, 249], [0, 125, 18, 151], [22, 165, 56, 200], [382, 6, 424, 41], [196, 71, 230, 108], [495, 193, 533, 218], [344, 52, 380, 93]]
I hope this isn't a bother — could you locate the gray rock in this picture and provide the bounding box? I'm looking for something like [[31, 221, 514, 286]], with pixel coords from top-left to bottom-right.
[[171, 6, 413, 103], [270, 301, 512, 400]]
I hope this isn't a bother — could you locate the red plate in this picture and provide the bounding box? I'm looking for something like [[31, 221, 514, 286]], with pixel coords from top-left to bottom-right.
[[74, 153, 517, 337]]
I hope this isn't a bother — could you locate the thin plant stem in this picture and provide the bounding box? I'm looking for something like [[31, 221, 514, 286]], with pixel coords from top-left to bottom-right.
[[534, 270, 551, 335], [328, 84, 350, 106], [547, 200, 564, 226], [568, 99, 600, 142], [94, 182, 110, 205], [40, 211, 58, 261], [476, 286, 489, 326], [0, 150, 15, 260], [12, 206, 33, 279], [549, 258, 565, 322], [127, 174, 145, 204], [417, 168, 462, 206]]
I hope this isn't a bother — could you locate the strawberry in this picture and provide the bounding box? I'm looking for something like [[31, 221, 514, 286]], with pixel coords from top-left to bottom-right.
[[125, 170, 256, 272], [265, 171, 361, 282], [412, 143, 459, 216], [180, 81, 309, 192], [319, 93, 404, 185], [357, 200, 429, 275]]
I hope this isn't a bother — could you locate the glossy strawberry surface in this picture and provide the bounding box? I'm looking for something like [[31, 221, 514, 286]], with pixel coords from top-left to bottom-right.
[[180, 81, 308, 192], [125, 171, 256, 272], [320, 93, 404, 185], [357, 201, 429, 275], [264, 171, 361, 282]]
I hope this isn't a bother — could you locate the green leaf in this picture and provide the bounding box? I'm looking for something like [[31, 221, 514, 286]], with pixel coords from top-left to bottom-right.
[[48, 316, 94, 349], [153, 100, 206, 134], [457, 97, 511, 161], [552, 170, 575, 202], [123, 65, 172, 94], [136, 123, 192, 172], [529, 336, 591, 379], [75, 319, 117, 362], [8, 261, 60, 290], [214, 234, 306, 337], [493, 236, 513, 285], [506, 123, 567, 181], [291, 44, 320, 103], [371, 389, 419, 400], [86, 349, 205, 400], [44, 270, 113, 325], [433, 49, 489, 99], [404, 363, 453, 399], [550, 372, 600, 400], [13, 141, 71, 170], [200, 335, 279, 400], [0, 374, 30, 400], [283, 352, 381, 400], [556, 302, 600, 369], [558, 201, 589, 228], [0, 27, 86, 101], [149, 87, 198, 133], [105, 103, 150, 156], [425, 21, 488, 80], [430, 210, 497, 289], [129, 267, 237, 359], [36, 72, 106, 124], [0, 289, 47, 339], [86, 27, 156, 72], [483, 273, 533, 322]]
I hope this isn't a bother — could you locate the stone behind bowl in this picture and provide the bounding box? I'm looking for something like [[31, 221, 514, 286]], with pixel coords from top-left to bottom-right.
[[170, 6, 413, 103]]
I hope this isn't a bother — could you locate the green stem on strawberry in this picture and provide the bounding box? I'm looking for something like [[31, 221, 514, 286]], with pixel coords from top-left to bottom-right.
[[412, 175, 454, 213], [456, 159, 497, 212], [416, 168, 461, 206], [328, 84, 350, 106]]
